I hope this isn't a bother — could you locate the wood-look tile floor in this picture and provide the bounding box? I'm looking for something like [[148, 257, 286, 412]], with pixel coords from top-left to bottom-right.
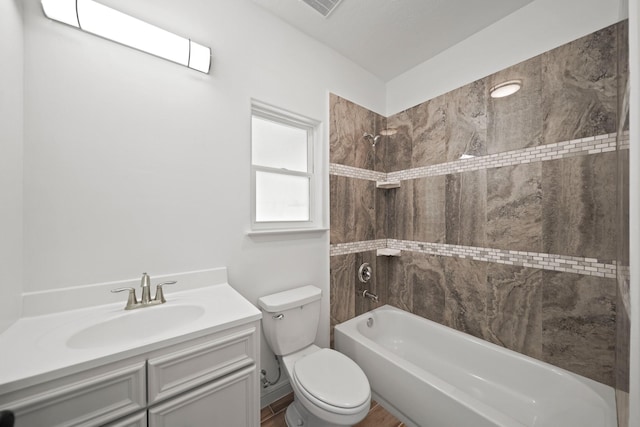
[[260, 393, 405, 427]]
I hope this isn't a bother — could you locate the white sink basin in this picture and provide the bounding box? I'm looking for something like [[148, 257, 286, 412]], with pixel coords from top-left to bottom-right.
[[67, 305, 205, 349]]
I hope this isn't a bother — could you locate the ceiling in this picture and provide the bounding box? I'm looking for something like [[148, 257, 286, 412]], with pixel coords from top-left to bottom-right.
[[251, 0, 535, 81]]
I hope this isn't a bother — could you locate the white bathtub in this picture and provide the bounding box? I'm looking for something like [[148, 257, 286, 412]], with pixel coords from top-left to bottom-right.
[[334, 305, 616, 427]]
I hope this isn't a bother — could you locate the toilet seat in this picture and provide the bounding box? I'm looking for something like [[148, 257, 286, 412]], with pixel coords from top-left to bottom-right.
[[292, 348, 370, 415]]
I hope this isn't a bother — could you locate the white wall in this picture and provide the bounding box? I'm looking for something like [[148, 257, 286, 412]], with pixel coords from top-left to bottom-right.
[[20, 0, 384, 394], [385, 0, 625, 115], [0, 0, 24, 332]]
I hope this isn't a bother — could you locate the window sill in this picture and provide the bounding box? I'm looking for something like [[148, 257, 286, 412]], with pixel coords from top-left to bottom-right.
[[247, 228, 328, 237]]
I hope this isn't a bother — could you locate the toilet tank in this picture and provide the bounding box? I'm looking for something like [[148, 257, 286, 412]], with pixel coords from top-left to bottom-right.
[[258, 285, 321, 356]]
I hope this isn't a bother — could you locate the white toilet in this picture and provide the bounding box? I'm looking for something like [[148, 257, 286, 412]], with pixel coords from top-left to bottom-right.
[[258, 285, 371, 427]]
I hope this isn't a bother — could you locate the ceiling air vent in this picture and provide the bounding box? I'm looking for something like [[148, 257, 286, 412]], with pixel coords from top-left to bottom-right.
[[301, 0, 344, 17]]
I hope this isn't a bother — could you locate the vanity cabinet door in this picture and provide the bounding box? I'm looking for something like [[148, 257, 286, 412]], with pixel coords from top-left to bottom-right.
[[148, 365, 258, 427]]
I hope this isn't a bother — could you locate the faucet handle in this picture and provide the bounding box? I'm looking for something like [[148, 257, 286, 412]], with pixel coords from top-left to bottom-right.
[[111, 287, 138, 310], [153, 281, 177, 303]]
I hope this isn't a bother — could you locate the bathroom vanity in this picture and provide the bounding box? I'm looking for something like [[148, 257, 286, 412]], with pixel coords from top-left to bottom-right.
[[0, 282, 261, 427]]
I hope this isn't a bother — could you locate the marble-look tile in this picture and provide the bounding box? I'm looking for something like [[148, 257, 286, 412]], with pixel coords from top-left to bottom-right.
[[329, 93, 377, 169], [386, 253, 414, 313], [375, 186, 390, 240], [542, 152, 617, 260], [541, 25, 617, 143], [487, 162, 542, 252], [486, 265, 542, 359], [329, 175, 354, 244], [374, 114, 388, 172], [410, 255, 446, 323], [411, 95, 448, 168], [616, 20, 630, 398], [616, 144, 631, 403], [618, 107, 630, 265], [445, 170, 487, 247], [330, 253, 356, 343], [412, 176, 446, 243], [618, 148, 630, 266], [487, 56, 543, 153], [353, 178, 377, 242], [446, 79, 487, 161], [618, 20, 629, 132], [384, 109, 413, 172], [374, 255, 390, 304], [329, 174, 377, 244], [616, 284, 631, 392], [443, 257, 489, 340], [388, 180, 414, 241], [541, 271, 616, 386]]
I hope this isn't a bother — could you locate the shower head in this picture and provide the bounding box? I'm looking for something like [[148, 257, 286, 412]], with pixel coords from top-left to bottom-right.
[[363, 133, 382, 147]]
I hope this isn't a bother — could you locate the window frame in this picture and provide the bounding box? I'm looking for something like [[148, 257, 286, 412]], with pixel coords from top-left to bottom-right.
[[250, 100, 321, 232]]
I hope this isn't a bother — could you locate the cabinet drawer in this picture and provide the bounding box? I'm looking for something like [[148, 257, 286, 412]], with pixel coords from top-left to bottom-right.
[[147, 326, 256, 404], [8, 361, 146, 427]]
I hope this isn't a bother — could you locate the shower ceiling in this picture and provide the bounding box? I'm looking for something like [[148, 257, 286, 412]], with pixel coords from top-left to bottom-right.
[[251, 0, 535, 81]]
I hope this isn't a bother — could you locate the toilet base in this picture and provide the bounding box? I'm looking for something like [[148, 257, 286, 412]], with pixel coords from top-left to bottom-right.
[[285, 398, 353, 427]]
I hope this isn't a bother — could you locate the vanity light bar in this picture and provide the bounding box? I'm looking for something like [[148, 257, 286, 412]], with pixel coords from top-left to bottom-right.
[[41, 0, 211, 74]]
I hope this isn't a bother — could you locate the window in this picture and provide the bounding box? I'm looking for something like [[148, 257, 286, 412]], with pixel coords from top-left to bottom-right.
[[251, 100, 321, 231]]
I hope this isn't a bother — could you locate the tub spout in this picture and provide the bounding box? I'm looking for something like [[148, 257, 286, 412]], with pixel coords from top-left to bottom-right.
[[362, 289, 379, 303]]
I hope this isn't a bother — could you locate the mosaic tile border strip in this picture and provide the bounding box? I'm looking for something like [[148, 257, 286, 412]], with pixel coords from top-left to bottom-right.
[[329, 238, 616, 279], [329, 239, 387, 256], [388, 132, 629, 182], [330, 132, 629, 182], [329, 163, 386, 181], [388, 239, 616, 278]]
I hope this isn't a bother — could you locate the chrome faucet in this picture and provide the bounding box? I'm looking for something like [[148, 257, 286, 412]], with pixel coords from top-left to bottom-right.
[[140, 272, 152, 304], [111, 273, 177, 310]]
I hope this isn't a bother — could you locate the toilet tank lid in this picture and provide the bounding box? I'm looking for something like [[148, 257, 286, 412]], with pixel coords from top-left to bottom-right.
[[258, 285, 321, 312]]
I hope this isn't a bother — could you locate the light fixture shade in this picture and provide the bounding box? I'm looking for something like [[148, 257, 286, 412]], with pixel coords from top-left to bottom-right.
[[379, 128, 398, 136], [41, 0, 211, 74], [41, 0, 79, 27], [189, 41, 212, 73], [490, 80, 522, 98]]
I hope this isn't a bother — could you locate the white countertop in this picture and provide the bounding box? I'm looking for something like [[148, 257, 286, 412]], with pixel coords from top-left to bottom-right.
[[0, 283, 261, 395]]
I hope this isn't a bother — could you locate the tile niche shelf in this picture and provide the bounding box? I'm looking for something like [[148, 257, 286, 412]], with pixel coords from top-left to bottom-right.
[[376, 181, 401, 189], [376, 248, 401, 257]]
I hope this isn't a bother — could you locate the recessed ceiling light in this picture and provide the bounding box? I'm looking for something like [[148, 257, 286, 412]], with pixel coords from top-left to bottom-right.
[[490, 80, 522, 98]]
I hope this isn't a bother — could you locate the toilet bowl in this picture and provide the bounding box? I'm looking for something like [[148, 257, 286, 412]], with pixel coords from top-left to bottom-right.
[[258, 286, 371, 426], [283, 345, 370, 426]]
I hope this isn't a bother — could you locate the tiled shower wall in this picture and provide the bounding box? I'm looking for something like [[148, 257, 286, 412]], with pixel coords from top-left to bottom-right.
[[330, 20, 630, 397], [615, 20, 631, 427]]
